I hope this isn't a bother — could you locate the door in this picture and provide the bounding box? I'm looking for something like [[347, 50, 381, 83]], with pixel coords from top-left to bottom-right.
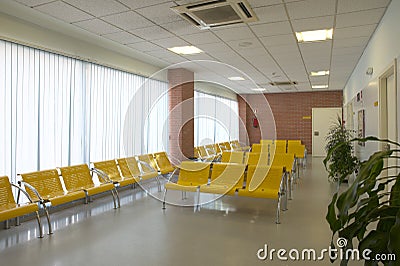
[[379, 61, 398, 194], [312, 107, 342, 157]]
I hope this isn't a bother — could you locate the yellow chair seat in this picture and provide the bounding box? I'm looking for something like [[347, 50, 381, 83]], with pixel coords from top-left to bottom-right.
[[164, 183, 198, 192], [0, 203, 39, 222], [160, 166, 175, 175], [199, 184, 235, 195], [45, 190, 86, 206], [135, 172, 158, 181], [118, 178, 136, 187], [77, 183, 115, 196], [237, 188, 279, 199]]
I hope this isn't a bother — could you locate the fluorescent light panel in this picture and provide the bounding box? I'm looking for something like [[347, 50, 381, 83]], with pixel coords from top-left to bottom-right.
[[310, 70, 330, 76], [312, 85, 329, 89], [296, 29, 333, 43], [228, 76, 245, 81], [168, 46, 203, 55]]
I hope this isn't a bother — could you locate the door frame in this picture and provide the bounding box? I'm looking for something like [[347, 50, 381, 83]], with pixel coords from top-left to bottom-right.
[[379, 60, 397, 149]]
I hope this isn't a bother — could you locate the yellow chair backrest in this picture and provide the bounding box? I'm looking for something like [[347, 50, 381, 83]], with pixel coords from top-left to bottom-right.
[[221, 151, 244, 164], [198, 146, 209, 157], [20, 169, 63, 201], [59, 164, 93, 192], [247, 166, 284, 193], [223, 141, 232, 150], [214, 144, 222, 154], [0, 176, 16, 206], [92, 160, 121, 183], [245, 152, 268, 166], [153, 152, 174, 173], [260, 139, 273, 145], [287, 144, 306, 158], [194, 147, 201, 158], [271, 142, 286, 154], [252, 143, 268, 153], [210, 163, 246, 187], [271, 153, 295, 172], [287, 140, 301, 146], [138, 154, 158, 172], [117, 157, 140, 178], [177, 161, 210, 186], [205, 144, 216, 155]]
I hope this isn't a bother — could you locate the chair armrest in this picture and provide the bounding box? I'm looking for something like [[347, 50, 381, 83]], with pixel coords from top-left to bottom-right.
[[13, 182, 40, 203], [90, 168, 113, 184], [137, 160, 157, 175]]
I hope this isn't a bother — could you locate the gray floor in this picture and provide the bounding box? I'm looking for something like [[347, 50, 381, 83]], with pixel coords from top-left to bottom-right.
[[0, 158, 362, 266]]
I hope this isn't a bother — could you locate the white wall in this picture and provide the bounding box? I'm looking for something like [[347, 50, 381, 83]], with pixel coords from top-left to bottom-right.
[[343, 0, 400, 160], [0, 0, 164, 79]]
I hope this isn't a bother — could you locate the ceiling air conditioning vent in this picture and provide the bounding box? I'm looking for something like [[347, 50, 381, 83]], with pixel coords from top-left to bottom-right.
[[171, 0, 258, 30], [269, 81, 298, 86]]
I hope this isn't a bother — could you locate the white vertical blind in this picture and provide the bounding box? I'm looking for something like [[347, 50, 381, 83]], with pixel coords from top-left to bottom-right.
[[0, 40, 168, 183], [194, 91, 239, 146]]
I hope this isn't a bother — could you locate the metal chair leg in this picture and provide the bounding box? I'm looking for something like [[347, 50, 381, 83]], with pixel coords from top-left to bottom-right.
[[276, 194, 281, 224], [42, 204, 53, 235], [34, 211, 44, 238], [195, 187, 201, 212], [4, 220, 10, 229], [162, 188, 167, 210]]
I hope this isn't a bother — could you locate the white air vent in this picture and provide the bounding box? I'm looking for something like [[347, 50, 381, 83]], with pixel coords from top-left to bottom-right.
[[171, 0, 258, 30]]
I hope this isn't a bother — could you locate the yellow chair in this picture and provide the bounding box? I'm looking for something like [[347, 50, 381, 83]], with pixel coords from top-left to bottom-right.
[[260, 139, 273, 145], [221, 151, 244, 164], [92, 160, 136, 187], [214, 143, 222, 155], [59, 164, 120, 209], [252, 143, 268, 153], [117, 157, 141, 179], [200, 163, 246, 195], [244, 152, 268, 166], [287, 140, 301, 146], [153, 152, 176, 175], [162, 161, 211, 209], [270, 153, 296, 200], [238, 166, 287, 223], [20, 169, 87, 234], [287, 143, 307, 172], [137, 154, 162, 191], [194, 147, 201, 159], [0, 176, 43, 238], [271, 142, 286, 154]]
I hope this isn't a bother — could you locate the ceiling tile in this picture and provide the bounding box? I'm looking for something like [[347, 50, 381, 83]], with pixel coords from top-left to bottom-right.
[[260, 34, 297, 47], [34, 1, 93, 23], [102, 11, 155, 30], [15, 0, 54, 7], [136, 2, 181, 24], [253, 4, 288, 24], [251, 21, 293, 37], [128, 26, 174, 41], [310, 75, 329, 84], [127, 42, 162, 52], [248, 0, 282, 8], [336, 8, 386, 28], [152, 37, 189, 48], [162, 20, 200, 35], [63, 0, 129, 17], [73, 19, 120, 35], [180, 32, 220, 45], [286, 0, 335, 20], [334, 24, 377, 39], [299, 41, 332, 57], [145, 49, 177, 58], [183, 53, 215, 61], [267, 43, 298, 55], [291, 16, 334, 32], [332, 46, 364, 56], [213, 26, 255, 42], [118, 0, 171, 10], [337, 0, 391, 14], [333, 36, 369, 49], [197, 42, 233, 53], [102, 31, 144, 44]]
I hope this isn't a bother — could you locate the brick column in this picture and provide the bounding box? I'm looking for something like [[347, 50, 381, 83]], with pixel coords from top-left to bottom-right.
[[168, 68, 194, 164], [238, 95, 249, 146]]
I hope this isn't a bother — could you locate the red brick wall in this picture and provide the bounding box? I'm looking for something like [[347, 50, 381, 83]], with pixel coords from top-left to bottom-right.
[[168, 68, 194, 164], [240, 91, 343, 153]]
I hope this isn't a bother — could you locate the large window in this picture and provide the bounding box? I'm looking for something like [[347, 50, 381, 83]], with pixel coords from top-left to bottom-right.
[[194, 90, 239, 146], [0, 40, 168, 182]]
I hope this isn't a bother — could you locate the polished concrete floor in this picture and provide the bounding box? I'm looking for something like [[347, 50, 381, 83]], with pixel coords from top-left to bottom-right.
[[0, 158, 362, 265]]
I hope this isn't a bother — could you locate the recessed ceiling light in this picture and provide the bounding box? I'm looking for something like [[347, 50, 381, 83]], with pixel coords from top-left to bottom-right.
[[296, 29, 333, 43], [312, 85, 329, 89], [228, 76, 245, 81], [251, 88, 266, 92], [167, 46, 203, 55], [310, 70, 330, 76]]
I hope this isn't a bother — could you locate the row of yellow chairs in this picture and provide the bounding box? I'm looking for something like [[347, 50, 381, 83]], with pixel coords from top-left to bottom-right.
[[1, 151, 176, 236], [163, 154, 295, 223], [194, 140, 250, 161]]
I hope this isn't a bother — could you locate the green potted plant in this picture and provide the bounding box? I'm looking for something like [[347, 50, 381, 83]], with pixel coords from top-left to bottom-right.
[[324, 116, 359, 183], [325, 137, 400, 265]]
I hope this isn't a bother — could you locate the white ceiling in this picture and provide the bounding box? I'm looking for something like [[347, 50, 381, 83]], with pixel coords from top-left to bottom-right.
[[11, 0, 391, 93]]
